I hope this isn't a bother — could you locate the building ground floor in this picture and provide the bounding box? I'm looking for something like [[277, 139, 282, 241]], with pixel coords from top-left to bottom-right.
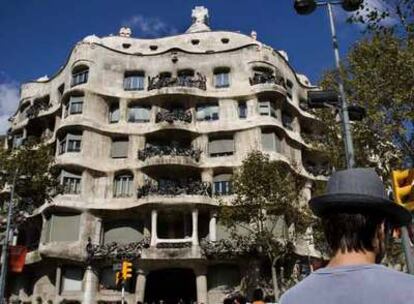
[[8, 256, 262, 304]]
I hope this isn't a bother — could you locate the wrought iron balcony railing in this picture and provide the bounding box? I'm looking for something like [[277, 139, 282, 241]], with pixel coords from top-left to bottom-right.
[[138, 144, 202, 161], [155, 109, 192, 123], [249, 73, 285, 86], [301, 133, 326, 146], [26, 101, 52, 119], [148, 73, 207, 91], [304, 162, 332, 177], [137, 180, 212, 198]]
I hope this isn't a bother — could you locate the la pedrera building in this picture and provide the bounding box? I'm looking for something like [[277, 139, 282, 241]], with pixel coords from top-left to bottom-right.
[[7, 6, 329, 304]]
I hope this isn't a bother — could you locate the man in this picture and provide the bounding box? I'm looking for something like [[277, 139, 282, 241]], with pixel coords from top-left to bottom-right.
[[280, 168, 414, 304], [252, 288, 265, 304]]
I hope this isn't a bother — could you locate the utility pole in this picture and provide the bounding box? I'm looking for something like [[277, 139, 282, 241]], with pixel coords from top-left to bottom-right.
[[0, 169, 17, 303]]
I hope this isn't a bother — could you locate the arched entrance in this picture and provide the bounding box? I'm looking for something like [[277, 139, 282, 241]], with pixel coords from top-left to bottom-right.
[[145, 268, 196, 304]]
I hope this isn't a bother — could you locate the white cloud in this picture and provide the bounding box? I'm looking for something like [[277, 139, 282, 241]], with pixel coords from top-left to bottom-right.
[[123, 15, 178, 38], [0, 81, 19, 135]]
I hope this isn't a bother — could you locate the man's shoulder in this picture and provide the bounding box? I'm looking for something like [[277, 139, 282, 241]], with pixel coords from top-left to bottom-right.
[[280, 265, 414, 304], [279, 274, 320, 304], [374, 265, 414, 284]]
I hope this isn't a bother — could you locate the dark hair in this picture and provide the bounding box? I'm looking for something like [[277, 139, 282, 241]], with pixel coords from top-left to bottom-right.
[[233, 294, 247, 304], [322, 212, 385, 254], [223, 298, 233, 304], [252, 288, 264, 301]]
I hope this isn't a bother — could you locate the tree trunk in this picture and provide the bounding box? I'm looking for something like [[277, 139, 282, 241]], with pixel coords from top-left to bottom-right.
[[271, 258, 280, 301]]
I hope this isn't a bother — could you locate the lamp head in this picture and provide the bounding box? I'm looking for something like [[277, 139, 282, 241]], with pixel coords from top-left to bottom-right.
[[342, 0, 364, 12], [294, 0, 317, 15]]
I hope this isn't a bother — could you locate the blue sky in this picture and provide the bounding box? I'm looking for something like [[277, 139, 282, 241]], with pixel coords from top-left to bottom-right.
[[0, 0, 370, 134]]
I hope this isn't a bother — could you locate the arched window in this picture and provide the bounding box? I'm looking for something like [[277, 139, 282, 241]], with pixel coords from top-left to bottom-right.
[[113, 172, 133, 197], [214, 67, 230, 88], [58, 132, 82, 154], [71, 65, 89, 87], [64, 95, 84, 117], [124, 71, 145, 91]]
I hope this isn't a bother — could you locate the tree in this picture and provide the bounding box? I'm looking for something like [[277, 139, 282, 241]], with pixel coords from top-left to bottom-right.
[[214, 151, 312, 300], [318, 32, 414, 178], [349, 0, 414, 38], [0, 139, 60, 233]]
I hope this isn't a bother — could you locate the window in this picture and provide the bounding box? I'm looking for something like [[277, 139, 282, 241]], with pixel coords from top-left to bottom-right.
[[111, 138, 128, 158], [238, 102, 247, 119], [61, 170, 82, 194], [209, 136, 235, 157], [59, 133, 82, 154], [282, 112, 294, 131], [103, 221, 143, 244], [214, 68, 230, 88], [258, 101, 277, 118], [128, 105, 151, 122], [12, 133, 23, 149], [261, 130, 282, 152], [61, 267, 83, 292], [113, 173, 133, 197], [109, 103, 120, 123], [178, 69, 194, 85], [65, 96, 83, 117], [124, 71, 145, 91], [196, 104, 219, 121], [47, 214, 81, 242], [71, 65, 89, 87], [286, 79, 294, 99], [213, 174, 232, 195]]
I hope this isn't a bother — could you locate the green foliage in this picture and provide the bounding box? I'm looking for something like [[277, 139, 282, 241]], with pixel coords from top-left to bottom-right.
[[0, 141, 60, 216], [319, 33, 414, 178], [218, 151, 313, 260]]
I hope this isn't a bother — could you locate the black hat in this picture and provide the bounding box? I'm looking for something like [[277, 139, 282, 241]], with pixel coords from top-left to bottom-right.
[[309, 168, 412, 226]]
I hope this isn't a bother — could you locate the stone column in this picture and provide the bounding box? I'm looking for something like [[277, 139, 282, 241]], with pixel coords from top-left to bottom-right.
[[150, 209, 158, 247], [54, 266, 62, 303], [209, 211, 217, 242], [82, 266, 98, 304], [119, 98, 128, 122], [192, 209, 199, 246], [300, 180, 313, 208], [195, 267, 208, 304], [135, 269, 147, 303]]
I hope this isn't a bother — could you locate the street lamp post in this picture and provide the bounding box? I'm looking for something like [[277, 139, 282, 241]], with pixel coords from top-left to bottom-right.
[[0, 169, 18, 303], [294, 0, 364, 169]]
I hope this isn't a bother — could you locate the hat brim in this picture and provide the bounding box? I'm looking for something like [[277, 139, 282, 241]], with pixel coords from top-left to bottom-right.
[[309, 193, 412, 226]]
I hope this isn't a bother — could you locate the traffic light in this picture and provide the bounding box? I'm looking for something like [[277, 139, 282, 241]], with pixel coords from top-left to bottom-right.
[[121, 261, 133, 281], [391, 169, 414, 211], [115, 271, 122, 286]]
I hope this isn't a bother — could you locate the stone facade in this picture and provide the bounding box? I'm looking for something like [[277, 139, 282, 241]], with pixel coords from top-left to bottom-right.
[[6, 7, 328, 304]]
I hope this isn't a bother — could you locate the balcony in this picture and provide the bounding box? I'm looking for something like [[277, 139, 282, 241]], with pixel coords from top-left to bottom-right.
[[304, 161, 332, 177], [155, 109, 192, 124], [301, 132, 326, 147], [148, 73, 207, 91], [249, 72, 285, 86], [137, 179, 212, 198], [26, 98, 52, 119], [138, 144, 202, 161]]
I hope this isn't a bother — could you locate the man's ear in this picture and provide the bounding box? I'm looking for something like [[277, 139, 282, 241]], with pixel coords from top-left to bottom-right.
[[377, 222, 386, 242]]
